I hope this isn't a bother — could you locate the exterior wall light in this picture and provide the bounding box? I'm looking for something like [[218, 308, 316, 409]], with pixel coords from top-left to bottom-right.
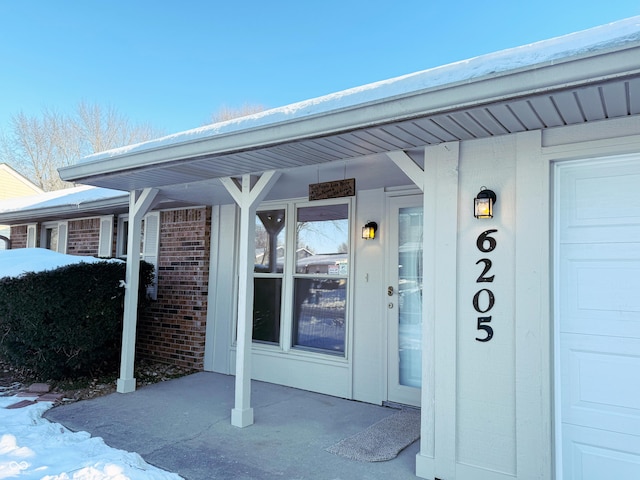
[[362, 221, 378, 240], [474, 187, 497, 219]]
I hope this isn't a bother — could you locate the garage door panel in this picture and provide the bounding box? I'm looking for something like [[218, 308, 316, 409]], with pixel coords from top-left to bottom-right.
[[559, 158, 640, 244], [561, 333, 640, 436], [557, 155, 640, 479], [562, 424, 640, 480], [559, 244, 640, 338]]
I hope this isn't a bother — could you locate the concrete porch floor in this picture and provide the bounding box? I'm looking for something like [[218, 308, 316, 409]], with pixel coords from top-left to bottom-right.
[[44, 372, 421, 480]]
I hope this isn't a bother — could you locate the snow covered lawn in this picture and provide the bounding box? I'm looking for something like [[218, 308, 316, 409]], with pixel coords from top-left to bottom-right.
[[0, 395, 181, 479], [0, 249, 180, 478]]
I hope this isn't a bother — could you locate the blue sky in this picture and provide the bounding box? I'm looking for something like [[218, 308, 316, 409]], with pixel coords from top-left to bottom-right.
[[1, 1, 639, 137]]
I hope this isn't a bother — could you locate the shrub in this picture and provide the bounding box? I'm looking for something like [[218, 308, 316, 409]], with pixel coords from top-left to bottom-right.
[[0, 260, 154, 380]]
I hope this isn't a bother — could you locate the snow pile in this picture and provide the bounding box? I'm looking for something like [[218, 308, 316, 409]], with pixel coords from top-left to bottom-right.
[[0, 248, 122, 280], [0, 396, 182, 479]]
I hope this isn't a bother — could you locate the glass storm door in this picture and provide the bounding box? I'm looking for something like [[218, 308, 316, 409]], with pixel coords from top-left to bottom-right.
[[387, 195, 423, 406]]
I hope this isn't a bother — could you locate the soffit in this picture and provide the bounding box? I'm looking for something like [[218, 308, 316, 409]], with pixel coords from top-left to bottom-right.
[[57, 41, 640, 204]]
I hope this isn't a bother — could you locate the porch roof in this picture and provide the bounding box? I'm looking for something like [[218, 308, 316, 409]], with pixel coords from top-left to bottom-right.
[[58, 17, 640, 205]]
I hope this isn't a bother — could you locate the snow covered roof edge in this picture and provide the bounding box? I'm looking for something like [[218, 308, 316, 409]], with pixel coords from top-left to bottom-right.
[[0, 185, 127, 215], [79, 16, 640, 165]]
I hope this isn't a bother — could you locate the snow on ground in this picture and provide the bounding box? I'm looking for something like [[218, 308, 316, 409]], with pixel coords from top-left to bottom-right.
[[1, 248, 180, 479], [0, 248, 122, 280], [0, 395, 182, 479]]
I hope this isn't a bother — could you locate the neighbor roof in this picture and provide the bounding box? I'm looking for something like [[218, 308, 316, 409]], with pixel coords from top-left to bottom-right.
[[0, 185, 128, 224]]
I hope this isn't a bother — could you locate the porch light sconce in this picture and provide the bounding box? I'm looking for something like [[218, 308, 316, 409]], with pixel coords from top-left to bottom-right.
[[474, 187, 497, 219], [362, 221, 378, 240]]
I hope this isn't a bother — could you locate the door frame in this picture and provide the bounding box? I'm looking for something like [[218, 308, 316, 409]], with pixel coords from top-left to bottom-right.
[[386, 192, 424, 406]]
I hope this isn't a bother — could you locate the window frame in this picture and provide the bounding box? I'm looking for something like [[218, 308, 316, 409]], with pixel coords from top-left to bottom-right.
[[251, 197, 353, 359]]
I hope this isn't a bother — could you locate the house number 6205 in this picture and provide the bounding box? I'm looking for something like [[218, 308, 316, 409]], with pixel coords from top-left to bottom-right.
[[474, 229, 497, 342]]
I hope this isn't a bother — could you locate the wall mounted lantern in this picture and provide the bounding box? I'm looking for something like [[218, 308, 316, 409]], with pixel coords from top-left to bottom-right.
[[362, 221, 378, 240], [474, 187, 497, 219]]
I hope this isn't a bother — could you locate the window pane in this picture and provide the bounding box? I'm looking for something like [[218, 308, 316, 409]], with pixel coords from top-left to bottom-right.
[[293, 278, 346, 354], [255, 210, 286, 273], [296, 204, 348, 275], [46, 227, 58, 251], [253, 277, 282, 344]]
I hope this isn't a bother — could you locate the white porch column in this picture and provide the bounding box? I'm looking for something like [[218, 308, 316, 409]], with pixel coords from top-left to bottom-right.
[[117, 188, 159, 393], [221, 171, 280, 428], [389, 148, 459, 479]]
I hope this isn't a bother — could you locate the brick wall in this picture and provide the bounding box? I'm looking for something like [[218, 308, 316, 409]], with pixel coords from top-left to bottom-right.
[[137, 207, 211, 370], [66, 218, 101, 256], [9, 225, 28, 249]]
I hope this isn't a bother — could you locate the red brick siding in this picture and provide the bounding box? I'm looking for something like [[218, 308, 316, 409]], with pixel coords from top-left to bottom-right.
[[9, 225, 28, 249], [137, 207, 211, 370], [66, 218, 102, 256]]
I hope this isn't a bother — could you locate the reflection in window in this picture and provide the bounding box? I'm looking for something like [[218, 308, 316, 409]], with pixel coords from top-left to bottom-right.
[[296, 204, 349, 275], [255, 210, 286, 273], [253, 209, 286, 344], [253, 277, 282, 343], [293, 203, 349, 354], [293, 278, 346, 354]]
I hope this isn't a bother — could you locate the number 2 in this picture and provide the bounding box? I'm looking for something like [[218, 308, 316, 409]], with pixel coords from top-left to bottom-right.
[[475, 258, 495, 282]]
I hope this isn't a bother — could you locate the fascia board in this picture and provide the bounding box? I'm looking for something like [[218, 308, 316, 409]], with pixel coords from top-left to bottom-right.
[[59, 43, 640, 184]]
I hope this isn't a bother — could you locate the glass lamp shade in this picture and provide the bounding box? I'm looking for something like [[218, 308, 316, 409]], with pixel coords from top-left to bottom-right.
[[474, 188, 496, 219], [362, 221, 377, 239]]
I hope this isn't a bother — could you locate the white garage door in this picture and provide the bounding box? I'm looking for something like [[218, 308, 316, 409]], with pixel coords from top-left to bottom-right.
[[556, 155, 640, 480]]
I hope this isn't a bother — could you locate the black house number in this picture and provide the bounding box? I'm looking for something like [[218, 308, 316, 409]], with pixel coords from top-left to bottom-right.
[[474, 229, 497, 342]]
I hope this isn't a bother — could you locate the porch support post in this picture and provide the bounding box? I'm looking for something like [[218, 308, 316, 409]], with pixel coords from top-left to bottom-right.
[[221, 171, 280, 427], [117, 187, 159, 393]]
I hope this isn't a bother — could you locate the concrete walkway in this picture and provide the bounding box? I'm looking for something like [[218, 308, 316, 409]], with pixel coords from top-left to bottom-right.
[[45, 372, 421, 480]]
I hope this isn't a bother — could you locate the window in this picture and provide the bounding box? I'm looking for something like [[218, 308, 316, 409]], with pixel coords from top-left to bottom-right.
[[292, 204, 348, 354], [116, 213, 160, 299], [253, 209, 286, 344], [252, 200, 350, 356], [40, 221, 67, 253]]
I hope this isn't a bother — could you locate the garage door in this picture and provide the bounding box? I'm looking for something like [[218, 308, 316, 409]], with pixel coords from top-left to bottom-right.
[[556, 155, 640, 479]]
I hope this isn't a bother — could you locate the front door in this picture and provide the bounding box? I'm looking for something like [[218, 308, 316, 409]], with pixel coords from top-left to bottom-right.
[[387, 194, 423, 406]]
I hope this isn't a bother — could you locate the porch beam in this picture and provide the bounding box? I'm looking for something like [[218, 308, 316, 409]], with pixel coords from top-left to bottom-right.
[[117, 187, 159, 393], [221, 171, 280, 427], [387, 150, 424, 191]]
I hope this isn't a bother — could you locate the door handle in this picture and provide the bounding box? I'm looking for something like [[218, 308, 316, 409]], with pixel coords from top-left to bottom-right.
[[387, 286, 394, 296]]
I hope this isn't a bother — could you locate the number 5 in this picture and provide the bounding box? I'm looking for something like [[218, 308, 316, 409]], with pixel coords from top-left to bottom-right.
[[476, 316, 493, 342]]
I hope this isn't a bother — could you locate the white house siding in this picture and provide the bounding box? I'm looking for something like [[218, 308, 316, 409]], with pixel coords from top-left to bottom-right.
[[203, 115, 640, 479]]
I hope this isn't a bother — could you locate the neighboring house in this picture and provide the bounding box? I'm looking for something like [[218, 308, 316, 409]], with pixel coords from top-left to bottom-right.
[[0, 163, 44, 249], [0, 185, 210, 369], [1, 17, 640, 479]]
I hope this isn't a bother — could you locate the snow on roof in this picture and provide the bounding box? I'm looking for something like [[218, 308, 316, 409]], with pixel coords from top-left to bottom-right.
[[0, 185, 127, 214], [79, 16, 640, 164], [0, 247, 122, 279]]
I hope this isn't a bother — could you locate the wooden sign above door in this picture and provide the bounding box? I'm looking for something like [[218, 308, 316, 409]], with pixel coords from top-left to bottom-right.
[[308, 178, 355, 201]]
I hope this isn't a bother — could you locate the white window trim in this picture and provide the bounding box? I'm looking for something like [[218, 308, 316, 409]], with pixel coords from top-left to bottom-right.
[[26, 224, 37, 248], [116, 212, 160, 300], [252, 197, 353, 359], [40, 221, 68, 253], [98, 215, 114, 258]]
